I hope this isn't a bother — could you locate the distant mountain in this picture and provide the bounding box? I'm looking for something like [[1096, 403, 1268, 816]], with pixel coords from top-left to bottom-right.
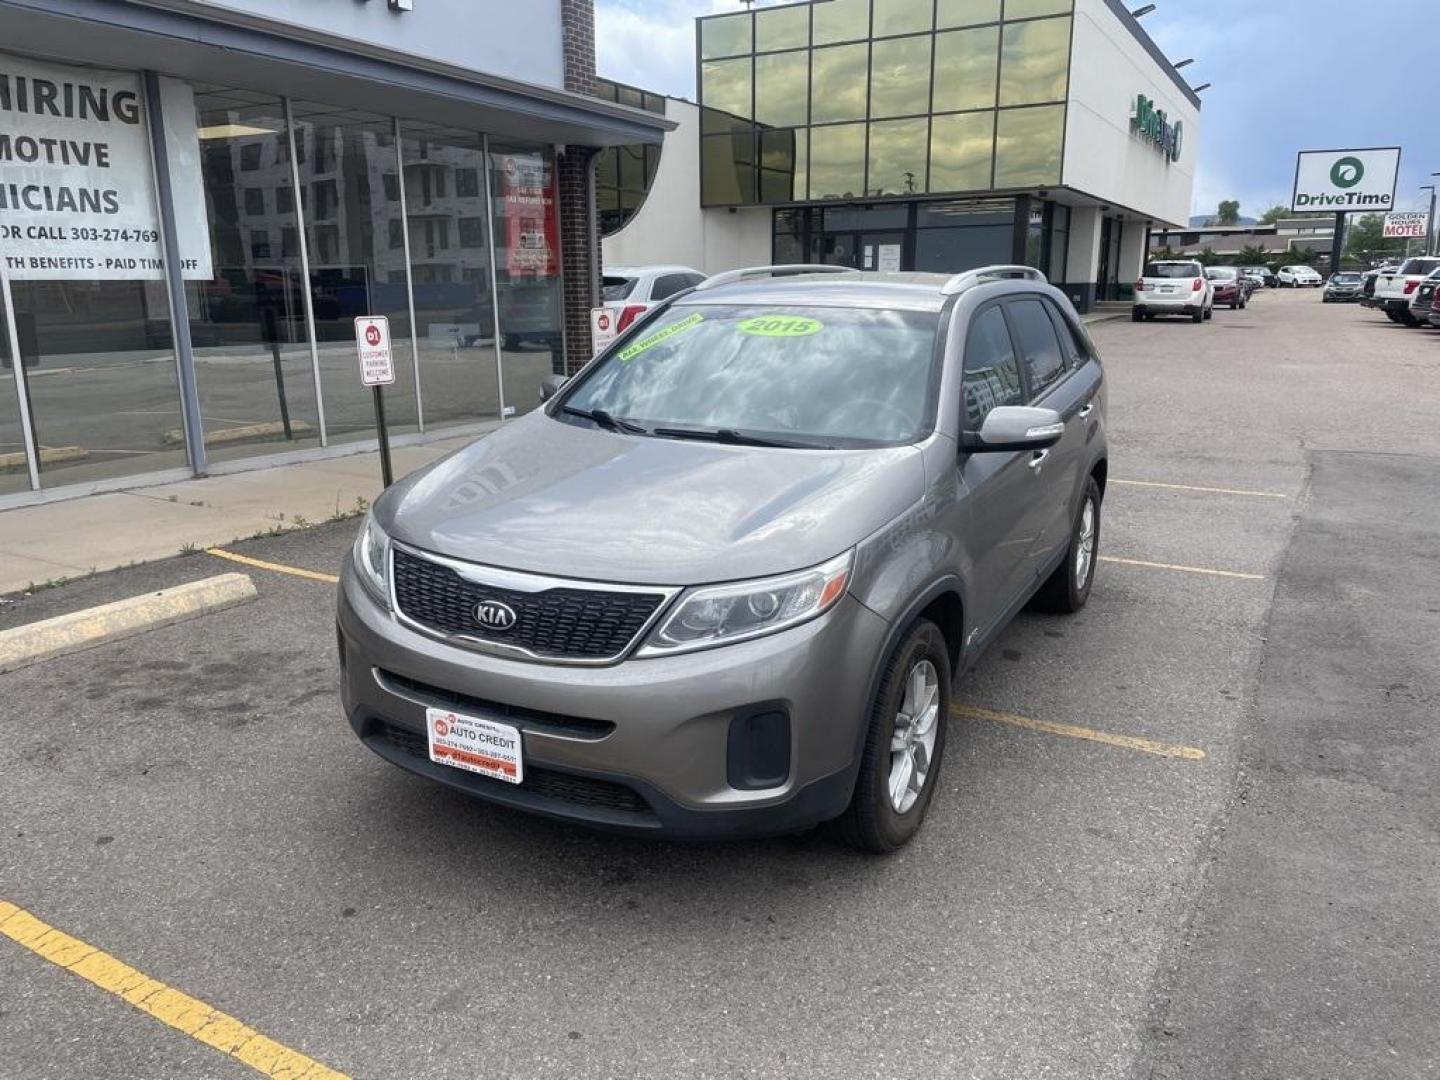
[[1189, 215, 1259, 227]]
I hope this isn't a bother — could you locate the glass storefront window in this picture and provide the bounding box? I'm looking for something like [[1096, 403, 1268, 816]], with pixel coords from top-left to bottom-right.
[[1005, 0, 1073, 18], [810, 44, 870, 124], [869, 35, 932, 120], [402, 125, 501, 427], [933, 26, 1000, 112], [700, 13, 753, 59], [999, 17, 1071, 106], [489, 144, 562, 415], [868, 118, 928, 196], [187, 87, 320, 463], [929, 111, 995, 192], [938, 0, 1002, 27], [290, 103, 417, 444], [994, 104, 1063, 187], [873, 0, 933, 36], [701, 132, 756, 205], [813, 0, 871, 45], [808, 123, 866, 200], [700, 59, 753, 132], [756, 50, 809, 128], [0, 317, 31, 495], [759, 129, 806, 203], [756, 4, 809, 52]]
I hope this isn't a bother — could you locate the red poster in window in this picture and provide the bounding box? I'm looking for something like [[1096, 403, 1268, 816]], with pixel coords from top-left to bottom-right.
[[501, 154, 559, 277]]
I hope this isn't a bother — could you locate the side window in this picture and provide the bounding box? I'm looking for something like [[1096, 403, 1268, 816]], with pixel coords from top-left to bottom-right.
[[962, 306, 1024, 431], [1043, 299, 1090, 371], [1007, 298, 1066, 400], [651, 273, 699, 301]]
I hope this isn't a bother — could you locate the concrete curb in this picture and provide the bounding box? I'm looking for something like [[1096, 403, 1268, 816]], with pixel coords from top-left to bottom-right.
[[0, 573, 258, 674]]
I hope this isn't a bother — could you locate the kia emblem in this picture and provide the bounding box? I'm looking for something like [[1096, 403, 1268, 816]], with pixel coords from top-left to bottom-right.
[[474, 599, 518, 632]]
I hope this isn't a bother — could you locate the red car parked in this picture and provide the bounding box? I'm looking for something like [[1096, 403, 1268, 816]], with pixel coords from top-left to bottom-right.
[[1205, 266, 1248, 310]]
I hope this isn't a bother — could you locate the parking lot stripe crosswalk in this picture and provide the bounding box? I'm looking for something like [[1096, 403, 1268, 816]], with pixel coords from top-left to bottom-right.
[[206, 548, 340, 584], [1112, 478, 1288, 499], [0, 901, 350, 1080], [1099, 555, 1265, 581], [953, 705, 1207, 760]]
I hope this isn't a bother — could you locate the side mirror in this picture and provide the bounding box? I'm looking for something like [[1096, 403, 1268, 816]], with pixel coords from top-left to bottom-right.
[[962, 406, 1065, 453], [539, 373, 568, 402]]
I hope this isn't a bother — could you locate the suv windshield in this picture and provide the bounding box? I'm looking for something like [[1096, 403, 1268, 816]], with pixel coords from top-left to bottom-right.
[[561, 304, 941, 446], [1332, 273, 1361, 283], [1144, 263, 1200, 278]]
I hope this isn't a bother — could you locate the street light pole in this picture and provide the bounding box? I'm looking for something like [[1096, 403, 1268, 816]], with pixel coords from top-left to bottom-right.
[[1430, 173, 1439, 256]]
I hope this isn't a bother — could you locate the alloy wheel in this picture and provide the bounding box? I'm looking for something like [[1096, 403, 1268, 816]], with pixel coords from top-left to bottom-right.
[[1076, 497, 1097, 585], [888, 659, 940, 814]]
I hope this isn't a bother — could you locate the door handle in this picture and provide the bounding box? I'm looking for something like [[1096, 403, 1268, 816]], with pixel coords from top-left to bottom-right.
[[1028, 449, 1050, 470], [1077, 402, 1094, 420]]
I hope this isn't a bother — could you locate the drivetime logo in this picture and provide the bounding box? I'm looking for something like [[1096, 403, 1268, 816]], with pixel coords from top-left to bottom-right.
[[1130, 94, 1182, 163]]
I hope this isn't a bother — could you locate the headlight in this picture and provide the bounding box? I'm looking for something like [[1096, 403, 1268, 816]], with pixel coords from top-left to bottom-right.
[[352, 512, 391, 604], [639, 550, 853, 657]]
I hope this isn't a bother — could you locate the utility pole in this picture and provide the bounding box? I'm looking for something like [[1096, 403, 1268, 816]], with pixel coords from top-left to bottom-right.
[[1429, 174, 1439, 256]]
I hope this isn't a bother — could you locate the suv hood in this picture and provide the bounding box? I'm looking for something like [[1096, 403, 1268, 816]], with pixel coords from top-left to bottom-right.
[[378, 412, 927, 585]]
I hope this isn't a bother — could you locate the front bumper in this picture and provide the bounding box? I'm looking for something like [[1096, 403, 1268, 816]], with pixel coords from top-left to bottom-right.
[[337, 557, 890, 837]]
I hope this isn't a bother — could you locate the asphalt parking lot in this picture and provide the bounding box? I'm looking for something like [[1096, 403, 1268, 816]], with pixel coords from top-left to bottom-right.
[[2, 288, 1437, 1079]]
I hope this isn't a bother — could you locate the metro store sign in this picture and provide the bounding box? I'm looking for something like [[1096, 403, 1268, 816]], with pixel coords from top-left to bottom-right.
[[1130, 94, 1182, 164]]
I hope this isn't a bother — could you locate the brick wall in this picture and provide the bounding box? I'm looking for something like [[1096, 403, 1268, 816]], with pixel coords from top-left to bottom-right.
[[557, 0, 598, 372]]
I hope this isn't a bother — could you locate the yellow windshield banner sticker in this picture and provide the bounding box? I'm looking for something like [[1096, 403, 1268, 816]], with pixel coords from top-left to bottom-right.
[[737, 315, 823, 337], [618, 312, 704, 361]]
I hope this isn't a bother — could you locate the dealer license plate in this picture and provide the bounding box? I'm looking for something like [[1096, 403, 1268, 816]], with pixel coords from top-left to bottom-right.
[[1158, 285, 1176, 293], [426, 707, 523, 784]]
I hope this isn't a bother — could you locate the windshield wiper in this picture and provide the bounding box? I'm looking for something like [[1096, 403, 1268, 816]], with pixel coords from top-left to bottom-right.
[[651, 425, 834, 450], [562, 406, 648, 434]]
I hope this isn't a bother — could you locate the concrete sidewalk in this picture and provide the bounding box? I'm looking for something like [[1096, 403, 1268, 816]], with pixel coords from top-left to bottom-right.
[[0, 435, 475, 595]]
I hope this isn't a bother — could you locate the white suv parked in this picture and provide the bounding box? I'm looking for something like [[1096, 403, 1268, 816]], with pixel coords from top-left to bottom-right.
[[601, 265, 707, 334], [1133, 260, 1214, 323], [1277, 265, 1322, 288]]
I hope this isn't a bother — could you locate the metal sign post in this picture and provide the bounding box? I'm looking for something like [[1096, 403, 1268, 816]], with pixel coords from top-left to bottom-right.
[[355, 316, 397, 487]]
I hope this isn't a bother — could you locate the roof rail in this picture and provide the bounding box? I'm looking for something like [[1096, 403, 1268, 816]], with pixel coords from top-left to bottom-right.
[[693, 264, 853, 292], [940, 265, 1047, 295]]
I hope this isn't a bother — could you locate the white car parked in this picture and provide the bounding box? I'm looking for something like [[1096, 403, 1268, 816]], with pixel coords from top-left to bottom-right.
[[1133, 259, 1214, 323], [1277, 265, 1323, 288], [601, 264, 707, 334], [1371, 256, 1440, 325]]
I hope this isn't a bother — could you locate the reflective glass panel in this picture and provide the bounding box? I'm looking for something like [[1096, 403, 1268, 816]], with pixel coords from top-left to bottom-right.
[[1005, 0, 1072, 17], [916, 224, 1012, 271], [489, 143, 563, 416], [403, 126, 501, 427], [813, 0, 871, 44], [756, 50, 809, 128], [868, 118, 928, 196], [937, 0, 1002, 27], [756, 4, 809, 51], [873, 0, 933, 36], [999, 17, 1070, 106], [701, 59, 753, 131], [291, 103, 417, 444], [701, 13, 753, 58], [929, 111, 995, 192], [933, 26, 1000, 112], [811, 44, 870, 124], [701, 133, 756, 205], [994, 104, 1063, 186], [759, 128, 805, 202], [869, 35, 932, 119], [808, 123, 866, 200], [186, 87, 320, 464], [0, 315, 31, 494]]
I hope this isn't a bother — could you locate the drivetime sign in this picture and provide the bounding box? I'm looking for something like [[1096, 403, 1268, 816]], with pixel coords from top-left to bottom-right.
[[1291, 148, 1400, 213]]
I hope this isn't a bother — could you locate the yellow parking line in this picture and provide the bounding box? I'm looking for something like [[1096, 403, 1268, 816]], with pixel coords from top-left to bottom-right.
[[953, 705, 1206, 760], [1112, 478, 1288, 499], [206, 548, 339, 584], [1099, 555, 1264, 581], [0, 900, 349, 1080]]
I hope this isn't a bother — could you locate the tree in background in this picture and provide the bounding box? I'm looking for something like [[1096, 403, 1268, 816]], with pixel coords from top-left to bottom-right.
[[1237, 244, 1274, 267], [1343, 213, 1407, 266], [1216, 200, 1241, 225], [1149, 244, 1177, 262], [1290, 246, 1321, 268], [1194, 246, 1222, 266], [1260, 205, 1289, 225]]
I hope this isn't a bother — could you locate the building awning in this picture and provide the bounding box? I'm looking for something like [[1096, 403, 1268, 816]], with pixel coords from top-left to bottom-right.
[[0, 0, 675, 146]]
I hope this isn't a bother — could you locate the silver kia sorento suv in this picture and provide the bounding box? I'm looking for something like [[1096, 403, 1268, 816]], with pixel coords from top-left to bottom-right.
[[338, 265, 1107, 851]]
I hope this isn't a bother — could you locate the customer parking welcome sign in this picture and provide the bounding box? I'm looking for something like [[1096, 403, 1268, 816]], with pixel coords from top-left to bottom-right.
[[0, 50, 212, 281]]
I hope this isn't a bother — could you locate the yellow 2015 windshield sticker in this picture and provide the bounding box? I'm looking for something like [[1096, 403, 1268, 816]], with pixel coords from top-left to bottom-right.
[[737, 315, 823, 337], [618, 312, 705, 361]]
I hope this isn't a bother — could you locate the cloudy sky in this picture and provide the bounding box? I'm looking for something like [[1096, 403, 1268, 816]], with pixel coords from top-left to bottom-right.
[[595, 0, 1440, 220]]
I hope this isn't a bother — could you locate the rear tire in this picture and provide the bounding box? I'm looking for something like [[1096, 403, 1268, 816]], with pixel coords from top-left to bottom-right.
[[1204, 306, 1213, 320], [1033, 476, 1102, 614], [1132, 308, 1143, 322], [836, 619, 952, 854], [1192, 310, 1203, 323]]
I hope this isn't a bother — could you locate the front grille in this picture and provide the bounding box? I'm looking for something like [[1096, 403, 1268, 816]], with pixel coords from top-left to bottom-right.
[[377, 669, 614, 740], [392, 548, 667, 661], [377, 722, 653, 817]]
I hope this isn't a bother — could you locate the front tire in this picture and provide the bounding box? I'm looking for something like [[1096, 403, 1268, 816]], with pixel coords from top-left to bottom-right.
[[1033, 476, 1102, 614], [837, 620, 951, 853]]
